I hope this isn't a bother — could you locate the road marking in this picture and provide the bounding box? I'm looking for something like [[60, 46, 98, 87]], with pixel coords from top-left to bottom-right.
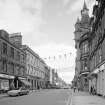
[[70, 90, 73, 105], [66, 89, 73, 105]]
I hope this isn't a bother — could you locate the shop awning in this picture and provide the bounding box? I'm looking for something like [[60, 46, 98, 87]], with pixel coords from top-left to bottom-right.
[[20, 79, 31, 86], [0, 74, 14, 79]]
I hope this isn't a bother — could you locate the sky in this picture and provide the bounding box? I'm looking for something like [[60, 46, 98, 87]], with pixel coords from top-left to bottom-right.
[[0, 0, 95, 83]]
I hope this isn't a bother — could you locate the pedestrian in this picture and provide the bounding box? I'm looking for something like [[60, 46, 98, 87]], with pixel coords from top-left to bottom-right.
[[78, 88, 80, 92], [73, 87, 76, 92], [90, 86, 93, 95], [92, 87, 96, 95], [92, 86, 95, 95]]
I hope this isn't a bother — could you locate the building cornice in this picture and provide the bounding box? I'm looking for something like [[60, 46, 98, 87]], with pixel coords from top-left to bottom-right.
[[0, 35, 25, 54]]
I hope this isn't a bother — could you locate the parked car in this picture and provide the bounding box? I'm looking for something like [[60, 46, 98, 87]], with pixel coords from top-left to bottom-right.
[[7, 87, 29, 96], [7, 89, 21, 96], [19, 87, 29, 96]]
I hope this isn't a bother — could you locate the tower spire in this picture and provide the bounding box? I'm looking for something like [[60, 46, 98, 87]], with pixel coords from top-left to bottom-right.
[[80, 0, 89, 23], [81, 0, 89, 16], [83, 0, 88, 11]]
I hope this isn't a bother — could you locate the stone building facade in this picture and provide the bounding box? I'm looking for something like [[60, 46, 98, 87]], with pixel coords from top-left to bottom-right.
[[74, 1, 91, 91], [44, 65, 50, 88], [74, 0, 105, 95], [0, 30, 26, 92], [9, 32, 22, 48], [22, 45, 46, 89], [88, 0, 105, 96]]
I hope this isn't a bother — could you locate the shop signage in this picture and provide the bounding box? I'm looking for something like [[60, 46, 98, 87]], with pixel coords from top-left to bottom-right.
[[0, 74, 14, 79], [18, 77, 26, 80]]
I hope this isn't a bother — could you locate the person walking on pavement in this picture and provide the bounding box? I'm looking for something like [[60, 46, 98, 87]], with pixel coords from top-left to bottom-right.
[[92, 86, 96, 95], [78, 87, 80, 92], [90, 86, 93, 95], [73, 87, 76, 92], [90, 86, 95, 95]]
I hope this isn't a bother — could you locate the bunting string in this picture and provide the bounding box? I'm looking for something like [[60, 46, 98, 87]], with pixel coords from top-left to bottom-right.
[[43, 52, 72, 61]]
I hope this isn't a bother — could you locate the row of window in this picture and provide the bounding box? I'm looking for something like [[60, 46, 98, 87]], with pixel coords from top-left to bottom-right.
[[80, 41, 88, 54], [90, 47, 102, 70], [0, 41, 25, 63], [26, 51, 45, 73], [27, 53, 41, 68], [27, 65, 44, 78], [0, 60, 25, 76], [80, 37, 102, 72], [81, 60, 88, 71], [89, 12, 105, 70]]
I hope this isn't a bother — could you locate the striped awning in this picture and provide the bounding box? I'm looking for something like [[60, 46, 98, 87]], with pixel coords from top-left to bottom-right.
[[20, 79, 31, 86]]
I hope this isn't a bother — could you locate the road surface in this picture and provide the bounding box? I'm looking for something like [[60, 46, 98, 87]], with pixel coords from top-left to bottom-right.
[[0, 89, 72, 105]]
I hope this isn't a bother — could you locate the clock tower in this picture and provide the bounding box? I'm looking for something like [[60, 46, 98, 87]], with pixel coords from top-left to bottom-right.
[[74, 1, 91, 91]]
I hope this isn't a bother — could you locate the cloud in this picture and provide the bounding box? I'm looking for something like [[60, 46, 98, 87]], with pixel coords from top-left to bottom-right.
[[0, 0, 78, 83], [70, 0, 83, 12], [0, 0, 43, 35], [87, 0, 96, 15], [63, 0, 71, 6]]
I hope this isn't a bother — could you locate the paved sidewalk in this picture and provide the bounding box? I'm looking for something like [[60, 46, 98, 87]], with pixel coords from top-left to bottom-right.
[[0, 93, 8, 99], [71, 91, 105, 105]]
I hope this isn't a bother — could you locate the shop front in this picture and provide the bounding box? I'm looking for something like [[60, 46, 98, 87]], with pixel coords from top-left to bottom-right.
[[26, 76, 39, 90], [14, 76, 31, 90], [88, 68, 97, 94], [0, 74, 14, 93], [89, 63, 105, 96], [79, 71, 89, 91], [96, 63, 105, 96]]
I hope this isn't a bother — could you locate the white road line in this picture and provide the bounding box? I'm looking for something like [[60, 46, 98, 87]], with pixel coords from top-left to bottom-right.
[[66, 89, 73, 105], [70, 90, 73, 105]]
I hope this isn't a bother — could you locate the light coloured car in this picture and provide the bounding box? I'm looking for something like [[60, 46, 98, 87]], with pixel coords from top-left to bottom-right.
[[19, 88, 29, 95], [7, 88, 30, 96], [7, 89, 21, 96]]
